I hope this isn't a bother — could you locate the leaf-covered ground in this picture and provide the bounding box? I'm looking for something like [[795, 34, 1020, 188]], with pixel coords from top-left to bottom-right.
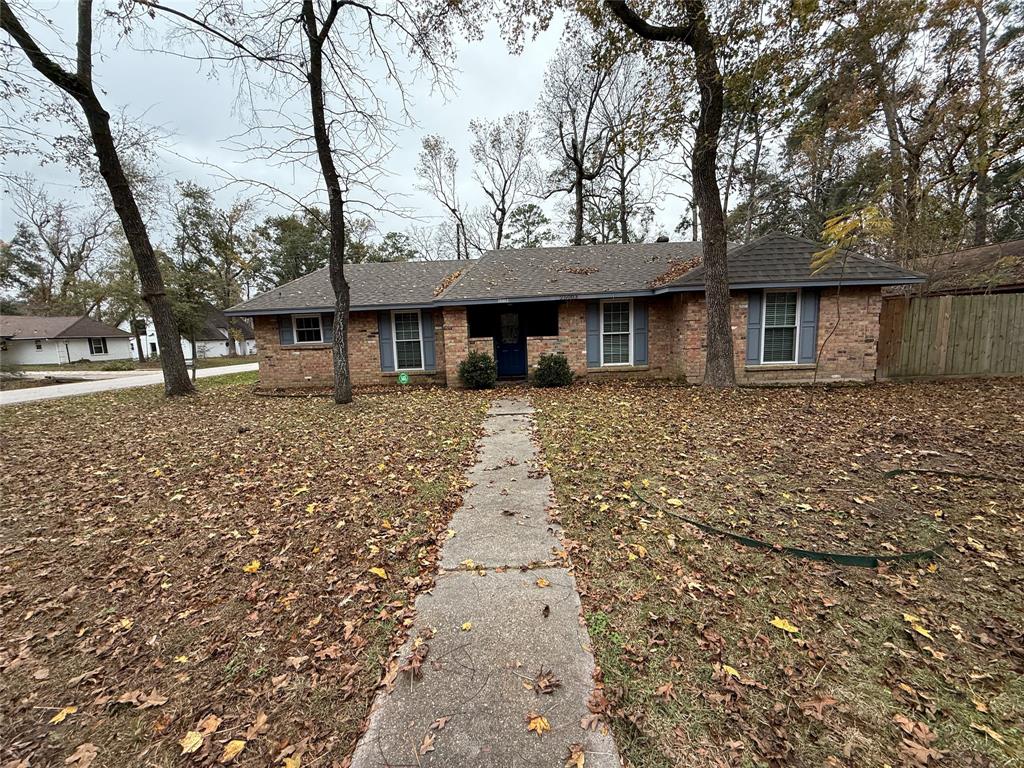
[[533, 379, 1024, 768], [0, 373, 490, 767]]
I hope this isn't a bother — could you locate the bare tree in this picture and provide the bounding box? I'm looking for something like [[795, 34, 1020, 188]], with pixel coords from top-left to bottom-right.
[[141, 0, 462, 403], [415, 134, 473, 258], [1, 0, 194, 395], [602, 54, 668, 242], [539, 33, 616, 246], [469, 111, 533, 249]]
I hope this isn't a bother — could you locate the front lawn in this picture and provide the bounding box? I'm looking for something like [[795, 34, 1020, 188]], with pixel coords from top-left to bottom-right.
[[534, 379, 1024, 767], [19, 356, 257, 372], [0, 376, 489, 766]]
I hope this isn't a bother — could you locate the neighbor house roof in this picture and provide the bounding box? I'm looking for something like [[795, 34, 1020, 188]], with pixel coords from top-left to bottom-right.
[[227, 260, 466, 315], [0, 315, 130, 340], [194, 305, 255, 341], [918, 238, 1024, 295], [224, 233, 924, 316]]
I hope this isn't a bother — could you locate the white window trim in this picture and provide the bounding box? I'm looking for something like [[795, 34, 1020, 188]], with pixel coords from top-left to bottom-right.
[[89, 337, 108, 355], [599, 298, 633, 367], [760, 289, 801, 365], [391, 309, 425, 372], [291, 313, 324, 345]]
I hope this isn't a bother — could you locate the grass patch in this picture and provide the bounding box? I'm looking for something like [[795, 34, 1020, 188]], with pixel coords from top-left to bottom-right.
[[534, 379, 1024, 767], [0, 381, 491, 766]]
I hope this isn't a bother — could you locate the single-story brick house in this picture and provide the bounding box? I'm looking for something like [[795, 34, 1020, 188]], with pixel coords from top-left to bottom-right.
[[224, 232, 924, 389]]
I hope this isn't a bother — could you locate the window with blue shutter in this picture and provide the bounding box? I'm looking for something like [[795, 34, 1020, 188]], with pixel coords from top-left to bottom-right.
[[633, 299, 648, 365], [377, 311, 395, 372], [745, 291, 762, 364], [585, 302, 600, 368], [797, 290, 819, 364], [422, 311, 436, 371], [278, 315, 295, 346]]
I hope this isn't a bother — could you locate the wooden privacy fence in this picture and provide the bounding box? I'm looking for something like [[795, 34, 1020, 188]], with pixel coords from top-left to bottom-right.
[[877, 293, 1024, 379]]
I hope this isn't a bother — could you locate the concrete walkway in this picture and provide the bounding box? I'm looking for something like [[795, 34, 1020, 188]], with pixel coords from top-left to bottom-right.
[[350, 398, 620, 768], [0, 363, 258, 406]]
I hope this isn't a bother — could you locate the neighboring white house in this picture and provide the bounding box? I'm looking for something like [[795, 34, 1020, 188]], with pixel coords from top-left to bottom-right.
[[121, 306, 256, 362], [0, 314, 133, 366]]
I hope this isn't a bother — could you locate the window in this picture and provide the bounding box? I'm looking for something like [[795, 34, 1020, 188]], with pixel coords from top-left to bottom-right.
[[149, 342, 158, 354], [601, 300, 632, 366], [35, 340, 42, 350], [392, 310, 424, 370], [292, 314, 323, 344], [762, 291, 799, 363], [89, 338, 108, 355]]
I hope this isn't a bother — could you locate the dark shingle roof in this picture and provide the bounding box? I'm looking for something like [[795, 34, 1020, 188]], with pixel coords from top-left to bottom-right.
[[665, 232, 925, 290], [0, 315, 130, 340], [226, 260, 467, 315], [224, 234, 924, 315], [436, 242, 706, 303], [194, 305, 255, 341], [917, 238, 1024, 294]]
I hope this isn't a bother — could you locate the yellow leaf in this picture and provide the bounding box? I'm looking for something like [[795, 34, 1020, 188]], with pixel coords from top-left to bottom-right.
[[49, 705, 77, 724], [461, 621, 473, 631], [460, 559, 476, 569], [536, 578, 551, 588], [305, 503, 316, 513], [119, 617, 134, 630], [173, 655, 189, 664], [179, 731, 203, 755], [970, 722, 1006, 744], [902, 613, 933, 638], [242, 560, 261, 573], [902, 613, 922, 624], [220, 739, 246, 763], [292, 486, 309, 496], [368, 567, 388, 580], [598, 503, 610, 513], [910, 623, 933, 639], [769, 616, 800, 633], [282, 759, 301, 768], [666, 498, 683, 507], [722, 664, 740, 679], [446, 529, 457, 539], [527, 713, 550, 736]]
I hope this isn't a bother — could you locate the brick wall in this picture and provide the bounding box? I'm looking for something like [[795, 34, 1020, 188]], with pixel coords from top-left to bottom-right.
[[680, 287, 883, 384], [254, 310, 446, 390], [253, 288, 884, 390]]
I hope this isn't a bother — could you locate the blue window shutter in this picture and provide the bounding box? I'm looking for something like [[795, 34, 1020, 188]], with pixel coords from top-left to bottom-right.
[[377, 311, 395, 372], [633, 299, 648, 365], [278, 315, 294, 346], [421, 311, 436, 370], [746, 291, 763, 364], [798, 289, 819, 363], [321, 313, 334, 344], [585, 302, 600, 368]]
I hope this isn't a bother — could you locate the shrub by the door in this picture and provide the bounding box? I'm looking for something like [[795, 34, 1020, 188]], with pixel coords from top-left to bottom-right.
[[532, 353, 573, 388], [459, 351, 497, 389]]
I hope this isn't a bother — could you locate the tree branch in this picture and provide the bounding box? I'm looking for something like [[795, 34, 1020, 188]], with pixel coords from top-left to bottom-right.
[[604, 0, 695, 44]]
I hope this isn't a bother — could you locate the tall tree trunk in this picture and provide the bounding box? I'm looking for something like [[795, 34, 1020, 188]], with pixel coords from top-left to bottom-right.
[[691, 33, 734, 387], [573, 170, 585, 245], [1, 0, 194, 396], [973, 0, 990, 245], [605, 1, 736, 388], [303, 0, 352, 404]]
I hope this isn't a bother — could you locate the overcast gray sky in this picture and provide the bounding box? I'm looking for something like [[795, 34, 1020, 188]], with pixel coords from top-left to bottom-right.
[[1, 1, 686, 248]]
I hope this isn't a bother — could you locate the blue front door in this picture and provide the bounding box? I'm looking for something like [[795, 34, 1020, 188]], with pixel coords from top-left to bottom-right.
[[495, 311, 526, 378]]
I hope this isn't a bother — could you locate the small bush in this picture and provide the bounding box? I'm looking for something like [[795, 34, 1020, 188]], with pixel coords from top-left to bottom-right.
[[101, 359, 136, 371], [532, 353, 574, 388], [458, 351, 497, 390]]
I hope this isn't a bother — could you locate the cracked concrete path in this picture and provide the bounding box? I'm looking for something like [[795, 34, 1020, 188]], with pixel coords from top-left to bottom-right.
[[350, 398, 620, 768]]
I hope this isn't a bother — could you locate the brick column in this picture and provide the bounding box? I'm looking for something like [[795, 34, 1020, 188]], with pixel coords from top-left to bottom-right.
[[442, 307, 468, 388]]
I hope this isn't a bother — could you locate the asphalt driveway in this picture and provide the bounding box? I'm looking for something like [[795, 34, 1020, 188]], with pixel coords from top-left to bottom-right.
[[0, 363, 258, 405]]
